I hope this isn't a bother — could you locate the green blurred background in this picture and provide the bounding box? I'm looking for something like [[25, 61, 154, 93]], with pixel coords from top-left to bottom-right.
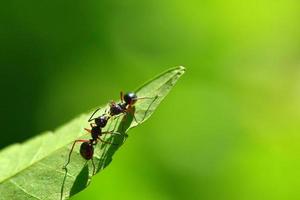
[[1, 0, 300, 199]]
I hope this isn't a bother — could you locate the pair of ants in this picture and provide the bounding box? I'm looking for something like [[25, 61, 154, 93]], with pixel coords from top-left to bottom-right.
[[63, 92, 154, 174]]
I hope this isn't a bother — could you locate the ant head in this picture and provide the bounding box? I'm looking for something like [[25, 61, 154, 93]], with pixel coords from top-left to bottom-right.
[[80, 142, 94, 160], [95, 115, 109, 128], [124, 92, 137, 105]]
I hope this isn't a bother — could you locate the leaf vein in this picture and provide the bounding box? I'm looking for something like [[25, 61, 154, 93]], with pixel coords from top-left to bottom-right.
[[9, 179, 41, 200], [37, 162, 75, 179]]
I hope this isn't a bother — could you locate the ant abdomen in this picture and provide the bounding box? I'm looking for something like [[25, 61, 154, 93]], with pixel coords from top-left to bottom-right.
[[80, 142, 94, 160]]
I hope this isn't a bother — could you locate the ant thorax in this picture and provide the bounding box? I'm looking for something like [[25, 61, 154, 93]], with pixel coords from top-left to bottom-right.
[[109, 102, 126, 116], [91, 126, 101, 140]]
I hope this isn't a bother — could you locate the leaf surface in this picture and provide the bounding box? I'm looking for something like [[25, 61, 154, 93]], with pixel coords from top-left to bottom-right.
[[0, 66, 185, 200]]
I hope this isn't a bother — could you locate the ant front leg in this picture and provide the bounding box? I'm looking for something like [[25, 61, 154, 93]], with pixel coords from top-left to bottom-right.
[[91, 158, 96, 175], [63, 139, 89, 169], [101, 131, 121, 136], [134, 94, 159, 123], [98, 138, 115, 145], [115, 107, 138, 132], [98, 131, 121, 145], [125, 106, 139, 124], [109, 115, 121, 131], [84, 128, 91, 133]]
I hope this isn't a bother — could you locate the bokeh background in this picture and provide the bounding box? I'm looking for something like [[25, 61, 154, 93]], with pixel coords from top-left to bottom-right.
[[1, 0, 300, 199]]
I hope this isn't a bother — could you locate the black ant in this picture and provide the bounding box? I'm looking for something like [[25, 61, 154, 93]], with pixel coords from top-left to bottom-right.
[[63, 91, 156, 174], [63, 110, 119, 175], [109, 91, 156, 123]]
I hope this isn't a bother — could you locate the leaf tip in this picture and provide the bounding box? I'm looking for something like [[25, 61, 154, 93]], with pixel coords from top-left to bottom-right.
[[178, 65, 186, 70], [176, 66, 186, 75], [172, 66, 185, 80]]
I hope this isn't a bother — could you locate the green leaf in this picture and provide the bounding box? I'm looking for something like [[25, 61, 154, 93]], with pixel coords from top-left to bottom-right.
[[0, 66, 185, 200]]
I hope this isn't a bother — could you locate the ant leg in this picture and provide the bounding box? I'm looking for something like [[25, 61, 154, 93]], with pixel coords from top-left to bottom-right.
[[110, 100, 115, 105], [88, 108, 101, 122], [84, 122, 98, 133], [113, 109, 133, 132], [120, 91, 124, 103], [134, 95, 159, 123], [110, 115, 121, 132], [112, 114, 123, 121], [91, 158, 96, 175], [104, 108, 107, 114], [124, 106, 140, 124], [63, 139, 89, 169], [84, 128, 91, 133], [102, 131, 121, 136], [132, 114, 139, 124], [98, 137, 116, 145]]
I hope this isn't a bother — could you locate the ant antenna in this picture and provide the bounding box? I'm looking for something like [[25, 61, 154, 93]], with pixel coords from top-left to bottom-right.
[[63, 139, 90, 169], [135, 94, 159, 101], [91, 158, 96, 175], [120, 91, 124, 103], [133, 94, 159, 123], [88, 108, 101, 122]]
